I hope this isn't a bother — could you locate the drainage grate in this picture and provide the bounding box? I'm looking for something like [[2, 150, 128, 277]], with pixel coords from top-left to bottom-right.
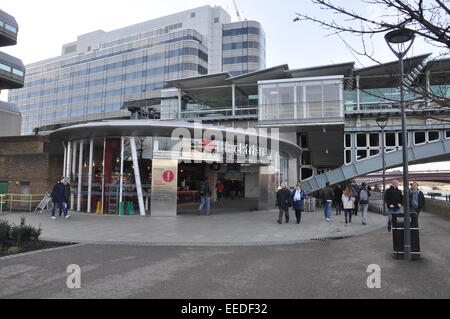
[[311, 236, 352, 242]]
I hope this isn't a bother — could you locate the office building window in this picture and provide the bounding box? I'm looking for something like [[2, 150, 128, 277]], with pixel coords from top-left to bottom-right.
[[223, 56, 260, 64], [223, 27, 260, 36], [191, 12, 196, 18]]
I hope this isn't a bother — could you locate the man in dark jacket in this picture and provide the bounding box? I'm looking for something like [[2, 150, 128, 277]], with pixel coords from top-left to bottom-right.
[[51, 177, 70, 219], [350, 179, 361, 216], [198, 177, 212, 216], [276, 182, 292, 224], [334, 185, 343, 215], [409, 182, 426, 215], [384, 180, 403, 232], [59, 177, 71, 216], [320, 182, 334, 221]]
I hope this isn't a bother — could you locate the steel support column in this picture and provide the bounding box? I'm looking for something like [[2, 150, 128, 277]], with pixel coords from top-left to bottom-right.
[[399, 53, 412, 261], [119, 137, 124, 204], [77, 140, 84, 212], [101, 137, 106, 214], [70, 142, 77, 211], [232, 84, 236, 117], [177, 88, 182, 119], [87, 139, 93, 213], [66, 141, 72, 178], [356, 75, 361, 111], [130, 137, 146, 216], [62, 142, 67, 176]]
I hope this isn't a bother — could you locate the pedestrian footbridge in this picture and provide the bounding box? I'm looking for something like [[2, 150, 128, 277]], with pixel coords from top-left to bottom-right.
[[302, 138, 450, 192]]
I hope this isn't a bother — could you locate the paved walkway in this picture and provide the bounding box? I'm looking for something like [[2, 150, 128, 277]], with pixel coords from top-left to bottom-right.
[[0, 208, 386, 246], [0, 212, 448, 299]]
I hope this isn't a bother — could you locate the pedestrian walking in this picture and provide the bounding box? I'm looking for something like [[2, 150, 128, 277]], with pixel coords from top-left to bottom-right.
[[342, 185, 355, 224], [357, 182, 371, 225], [198, 177, 212, 216], [320, 182, 334, 222], [291, 184, 306, 224], [350, 179, 361, 216], [334, 185, 343, 215], [276, 182, 292, 224], [409, 182, 425, 216], [50, 176, 70, 219], [384, 180, 403, 232], [59, 177, 71, 216], [216, 180, 224, 203], [230, 181, 236, 200]]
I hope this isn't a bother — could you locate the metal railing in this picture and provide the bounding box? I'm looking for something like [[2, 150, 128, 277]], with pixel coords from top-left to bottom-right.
[[259, 102, 342, 122], [181, 106, 258, 119], [425, 192, 450, 202], [0, 193, 47, 214], [345, 99, 428, 112]]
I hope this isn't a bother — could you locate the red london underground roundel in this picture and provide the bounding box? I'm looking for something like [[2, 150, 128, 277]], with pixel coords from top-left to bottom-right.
[[162, 170, 175, 183]]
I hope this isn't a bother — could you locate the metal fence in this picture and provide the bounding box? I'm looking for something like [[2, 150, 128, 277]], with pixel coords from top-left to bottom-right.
[[0, 193, 47, 214]]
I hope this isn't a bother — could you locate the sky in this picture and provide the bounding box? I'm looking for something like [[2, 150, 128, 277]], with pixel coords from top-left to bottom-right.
[[1, 0, 448, 170]]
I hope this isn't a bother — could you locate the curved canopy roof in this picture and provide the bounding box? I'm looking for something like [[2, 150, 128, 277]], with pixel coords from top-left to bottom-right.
[[48, 120, 302, 157]]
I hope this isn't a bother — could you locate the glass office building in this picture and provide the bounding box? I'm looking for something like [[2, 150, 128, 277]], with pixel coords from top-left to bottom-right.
[[0, 9, 24, 137], [8, 6, 266, 134], [222, 21, 266, 76]]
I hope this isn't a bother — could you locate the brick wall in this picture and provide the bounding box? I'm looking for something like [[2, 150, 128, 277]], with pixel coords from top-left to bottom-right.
[[0, 136, 63, 196], [0, 137, 44, 156]]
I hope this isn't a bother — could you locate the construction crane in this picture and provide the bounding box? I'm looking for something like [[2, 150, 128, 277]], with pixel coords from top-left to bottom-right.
[[232, 0, 242, 21]]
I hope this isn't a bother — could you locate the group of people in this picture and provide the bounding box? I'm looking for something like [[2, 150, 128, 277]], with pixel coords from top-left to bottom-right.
[[320, 180, 372, 225], [275, 182, 307, 224], [197, 179, 244, 216], [50, 176, 71, 219], [275, 179, 426, 230], [384, 180, 425, 232], [215, 180, 243, 201]]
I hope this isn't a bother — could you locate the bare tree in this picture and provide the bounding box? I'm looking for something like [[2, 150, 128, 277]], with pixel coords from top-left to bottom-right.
[[294, 0, 450, 109]]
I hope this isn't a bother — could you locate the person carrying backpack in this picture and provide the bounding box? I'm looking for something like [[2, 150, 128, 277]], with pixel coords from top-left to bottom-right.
[[357, 182, 371, 225], [198, 177, 212, 216]]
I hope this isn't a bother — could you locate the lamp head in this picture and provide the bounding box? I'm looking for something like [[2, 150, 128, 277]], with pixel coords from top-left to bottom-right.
[[385, 28, 416, 58], [385, 28, 415, 44]]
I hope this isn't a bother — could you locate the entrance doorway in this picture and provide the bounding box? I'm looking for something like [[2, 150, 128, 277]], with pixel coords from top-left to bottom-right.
[[0, 181, 8, 210]]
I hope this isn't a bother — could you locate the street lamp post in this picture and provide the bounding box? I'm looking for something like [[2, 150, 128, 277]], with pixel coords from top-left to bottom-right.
[[376, 116, 388, 216], [385, 28, 415, 261]]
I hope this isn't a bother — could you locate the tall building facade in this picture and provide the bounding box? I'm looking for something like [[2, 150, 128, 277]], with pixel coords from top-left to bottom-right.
[[8, 5, 266, 134], [0, 9, 25, 136], [222, 20, 265, 76]]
